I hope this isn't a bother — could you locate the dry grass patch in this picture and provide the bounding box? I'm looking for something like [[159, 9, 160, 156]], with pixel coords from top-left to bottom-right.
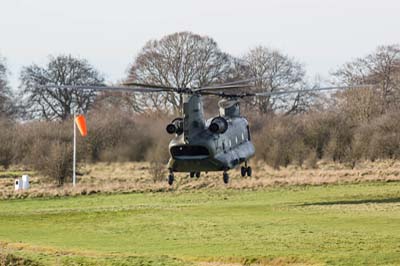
[[1, 160, 400, 199]]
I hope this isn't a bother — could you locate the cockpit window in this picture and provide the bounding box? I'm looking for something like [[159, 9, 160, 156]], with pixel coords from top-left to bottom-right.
[[171, 145, 209, 157]]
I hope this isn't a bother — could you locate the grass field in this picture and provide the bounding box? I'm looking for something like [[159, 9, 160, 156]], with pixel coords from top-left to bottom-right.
[[0, 181, 399, 265]]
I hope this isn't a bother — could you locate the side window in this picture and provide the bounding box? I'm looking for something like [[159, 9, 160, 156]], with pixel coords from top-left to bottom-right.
[[247, 125, 251, 141]]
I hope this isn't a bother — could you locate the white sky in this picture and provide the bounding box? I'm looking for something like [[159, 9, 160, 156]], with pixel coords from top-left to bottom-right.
[[1, 0, 399, 90]]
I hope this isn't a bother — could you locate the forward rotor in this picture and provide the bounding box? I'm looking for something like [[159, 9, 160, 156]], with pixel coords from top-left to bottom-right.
[[41, 79, 374, 99]]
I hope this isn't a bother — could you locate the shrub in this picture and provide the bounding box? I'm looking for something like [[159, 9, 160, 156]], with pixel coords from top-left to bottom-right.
[[323, 114, 354, 163], [84, 108, 157, 162], [254, 112, 356, 168], [0, 119, 15, 169], [35, 141, 73, 185], [20, 120, 74, 185], [353, 111, 400, 160], [142, 114, 171, 182], [254, 116, 307, 169]]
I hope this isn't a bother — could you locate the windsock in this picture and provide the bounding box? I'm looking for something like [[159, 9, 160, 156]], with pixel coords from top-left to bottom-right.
[[75, 115, 88, 137]]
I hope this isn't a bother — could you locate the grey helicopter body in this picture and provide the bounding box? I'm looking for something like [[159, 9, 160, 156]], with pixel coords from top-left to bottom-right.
[[43, 78, 370, 185], [166, 94, 255, 184]]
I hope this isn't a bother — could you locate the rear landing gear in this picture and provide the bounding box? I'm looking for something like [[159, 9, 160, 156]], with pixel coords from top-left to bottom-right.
[[246, 166, 252, 177], [241, 162, 252, 177], [223, 171, 229, 184], [241, 166, 246, 177]]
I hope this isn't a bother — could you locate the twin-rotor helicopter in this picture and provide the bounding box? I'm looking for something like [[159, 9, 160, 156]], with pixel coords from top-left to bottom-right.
[[45, 79, 368, 185]]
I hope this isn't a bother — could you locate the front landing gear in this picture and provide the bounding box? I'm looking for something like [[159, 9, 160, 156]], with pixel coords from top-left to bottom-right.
[[168, 170, 174, 185], [190, 172, 201, 178], [223, 171, 229, 184]]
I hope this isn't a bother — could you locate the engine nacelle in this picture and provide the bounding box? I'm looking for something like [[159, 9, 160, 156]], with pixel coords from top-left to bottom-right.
[[166, 117, 183, 135], [209, 117, 228, 134]]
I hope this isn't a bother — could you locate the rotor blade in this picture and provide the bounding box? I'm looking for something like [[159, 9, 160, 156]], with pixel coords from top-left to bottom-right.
[[195, 84, 254, 91], [197, 76, 275, 90], [211, 77, 259, 86], [254, 85, 375, 97], [197, 91, 232, 96], [122, 81, 178, 91], [40, 85, 170, 93], [195, 77, 261, 91], [196, 75, 298, 91], [198, 84, 375, 98], [198, 75, 374, 92]]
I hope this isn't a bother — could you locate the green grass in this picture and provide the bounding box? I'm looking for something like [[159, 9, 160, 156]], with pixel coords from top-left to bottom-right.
[[0, 182, 399, 265]]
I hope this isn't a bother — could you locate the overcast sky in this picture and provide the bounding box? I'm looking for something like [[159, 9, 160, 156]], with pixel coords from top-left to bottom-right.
[[1, 0, 399, 90]]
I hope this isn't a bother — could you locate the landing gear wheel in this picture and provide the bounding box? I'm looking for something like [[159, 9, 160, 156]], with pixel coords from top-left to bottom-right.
[[246, 166, 252, 177], [195, 172, 201, 178], [168, 173, 174, 186], [190, 172, 195, 178], [241, 166, 247, 177], [223, 172, 229, 184]]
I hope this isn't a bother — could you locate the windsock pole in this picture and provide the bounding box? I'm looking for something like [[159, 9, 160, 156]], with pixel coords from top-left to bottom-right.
[[73, 111, 76, 187]]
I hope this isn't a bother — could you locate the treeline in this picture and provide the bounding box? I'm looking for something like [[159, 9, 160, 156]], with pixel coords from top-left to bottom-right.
[[252, 110, 400, 169], [0, 32, 399, 184], [0, 110, 170, 184]]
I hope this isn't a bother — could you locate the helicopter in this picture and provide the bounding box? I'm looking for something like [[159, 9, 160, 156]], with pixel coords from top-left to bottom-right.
[[44, 79, 370, 185]]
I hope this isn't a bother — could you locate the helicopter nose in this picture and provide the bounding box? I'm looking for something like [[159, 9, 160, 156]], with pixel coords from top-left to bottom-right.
[[170, 145, 210, 158]]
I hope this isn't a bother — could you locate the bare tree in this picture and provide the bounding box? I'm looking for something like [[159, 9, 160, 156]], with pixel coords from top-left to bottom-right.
[[92, 91, 145, 114], [128, 32, 232, 113], [240, 46, 307, 115], [0, 56, 14, 117], [333, 88, 382, 124], [19, 55, 104, 120], [333, 44, 400, 111]]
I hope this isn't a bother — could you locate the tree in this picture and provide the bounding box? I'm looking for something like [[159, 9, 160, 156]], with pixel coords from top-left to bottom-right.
[[332, 88, 382, 124], [128, 32, 232, 113], [240, 46, 308, 115], [0, 119, 15, 169], [19, 55, 104, 120], [333, 44, 400, 112], [0, 56, 14, 117]]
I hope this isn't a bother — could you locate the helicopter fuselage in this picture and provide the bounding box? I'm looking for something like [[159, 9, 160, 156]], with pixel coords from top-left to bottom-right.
[[167, 94, 255, 173], [168, 117, 255, 172]]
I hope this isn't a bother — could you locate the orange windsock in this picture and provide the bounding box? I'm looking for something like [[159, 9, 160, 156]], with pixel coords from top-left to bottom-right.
[[75, 115, 87, 137]]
